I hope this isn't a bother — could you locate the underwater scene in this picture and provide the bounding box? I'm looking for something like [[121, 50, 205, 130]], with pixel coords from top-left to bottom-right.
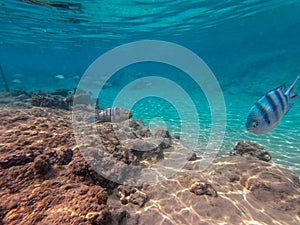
[[1, 1, 300, 225]]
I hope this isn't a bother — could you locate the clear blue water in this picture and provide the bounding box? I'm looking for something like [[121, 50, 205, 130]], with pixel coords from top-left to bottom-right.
[[1, 1, 300, 173]]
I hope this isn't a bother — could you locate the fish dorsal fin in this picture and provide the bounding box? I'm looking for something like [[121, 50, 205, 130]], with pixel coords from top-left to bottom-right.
[[275, 83, 285, 92]]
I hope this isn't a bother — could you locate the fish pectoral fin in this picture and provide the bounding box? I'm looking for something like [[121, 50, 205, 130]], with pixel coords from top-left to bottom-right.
[[285, 103, 294, 114], [290, 92, 298, 99]]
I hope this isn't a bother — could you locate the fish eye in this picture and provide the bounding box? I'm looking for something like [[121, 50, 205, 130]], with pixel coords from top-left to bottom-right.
[[252, 121, 259, 128]]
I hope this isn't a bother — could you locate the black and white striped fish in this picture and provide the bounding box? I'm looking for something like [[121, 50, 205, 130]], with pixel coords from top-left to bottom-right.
[[87, 107, 132, 123], [246, 75, 300, 134]]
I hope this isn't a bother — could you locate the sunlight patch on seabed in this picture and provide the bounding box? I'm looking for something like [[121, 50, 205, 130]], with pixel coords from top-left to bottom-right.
[[120, 154, 300, 224], [49, 207, 78, 217], [146, 108, 300, 175], [242, 221, 264, 225]]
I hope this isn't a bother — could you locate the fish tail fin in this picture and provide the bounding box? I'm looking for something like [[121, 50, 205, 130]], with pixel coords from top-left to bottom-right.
[[286, 75, 300, 100], [86, 109, 99, 123], [86, 116, 95, 123]]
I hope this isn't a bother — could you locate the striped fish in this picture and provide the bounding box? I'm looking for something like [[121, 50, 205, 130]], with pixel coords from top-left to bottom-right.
[[87, 107, 132, 123], [246, 75, 299, 134]]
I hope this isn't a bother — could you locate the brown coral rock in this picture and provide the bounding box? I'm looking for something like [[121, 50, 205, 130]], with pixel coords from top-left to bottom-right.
[[129, 190, 149, 207], [230, 140, 272, 161], [0, 108, 129, 225], [33, 155, 51, 175], [189, 181, 218, 197]]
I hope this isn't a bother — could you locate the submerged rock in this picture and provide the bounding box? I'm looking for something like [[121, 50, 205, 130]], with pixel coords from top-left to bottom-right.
[[57, 149, 74, 165], [188, 152, 201, 161], [230, 140, 272, 162], [0, 153, 35, 169], [33, 155, 51, 175], [189, 181, 218, 197], [117, 186, 149, 207], [129, 190, 149, 207]]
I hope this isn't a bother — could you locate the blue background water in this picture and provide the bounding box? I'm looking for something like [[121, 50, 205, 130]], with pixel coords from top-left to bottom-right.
[[1, 1, 300, 172]]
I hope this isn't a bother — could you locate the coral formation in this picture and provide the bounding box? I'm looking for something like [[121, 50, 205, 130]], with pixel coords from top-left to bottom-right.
[[230, 140, 272, 161], [33, 155, 51, 175], [189, 181, 218, 197], [0, 88, 96, 111]]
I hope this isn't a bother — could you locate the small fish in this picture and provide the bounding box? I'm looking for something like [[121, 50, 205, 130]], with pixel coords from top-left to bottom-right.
[[87, 107, 132, 123], [55, 74, 65, 79], [12, 79, 22, 84], [246, 75, 300, 134]]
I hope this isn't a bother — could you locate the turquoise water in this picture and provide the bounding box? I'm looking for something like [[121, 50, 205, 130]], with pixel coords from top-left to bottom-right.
[[1, 1, 300, 173]]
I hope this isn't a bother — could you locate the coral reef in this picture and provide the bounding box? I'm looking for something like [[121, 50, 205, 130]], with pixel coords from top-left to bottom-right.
[[0, 90, 32, 108], [0, 107, 300, 225], [30, 95, 72, 110], [0, 88, 95, 110]]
